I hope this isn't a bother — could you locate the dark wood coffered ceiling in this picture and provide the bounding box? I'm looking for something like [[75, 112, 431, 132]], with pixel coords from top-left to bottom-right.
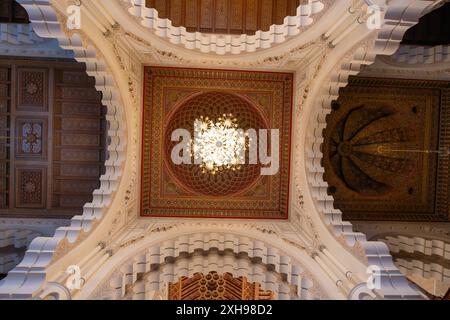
[[146, 0, 304, 35], [0, 58, 107, 219], [323, 77, 450, 222]]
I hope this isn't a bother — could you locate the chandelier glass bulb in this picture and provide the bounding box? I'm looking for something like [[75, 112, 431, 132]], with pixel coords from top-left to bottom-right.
[[192, 114, 246, 174]]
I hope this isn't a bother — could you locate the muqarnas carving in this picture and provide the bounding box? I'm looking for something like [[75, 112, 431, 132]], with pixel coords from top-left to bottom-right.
[[323, 77, 449, 221]]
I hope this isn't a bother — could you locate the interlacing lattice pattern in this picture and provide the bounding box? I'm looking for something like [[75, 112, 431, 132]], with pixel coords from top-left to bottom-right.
[[165, 92, 265, 196]]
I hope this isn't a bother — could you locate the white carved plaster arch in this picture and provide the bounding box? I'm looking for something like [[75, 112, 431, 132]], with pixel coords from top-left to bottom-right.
[[0, 22, 73, 58], [348, 283, 378, 300], [389, 44, 450, 65], [78, 226, 341, 300], [395, 259, 450, 284], [361, 44, 450, 78], [107, 251, 311, 300], [0, 0, 134, 298], [297, 0, 445, 299], [374, 235, 450, 284], [375, 234, 450, 260], [0, 23, 44, 44], [380, 235, 450, 256], [121, 0, 326, 55], [355, 221, 450, 245], [103, 0, 348, 67], [39, 282, 71, 300]]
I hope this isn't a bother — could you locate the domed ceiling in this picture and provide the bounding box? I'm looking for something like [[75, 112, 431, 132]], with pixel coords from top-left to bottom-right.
[[146, 0, 304, 35], [323, 77, 450, 222], [141, 67, 293, 219], [164, 92, 266, 197]]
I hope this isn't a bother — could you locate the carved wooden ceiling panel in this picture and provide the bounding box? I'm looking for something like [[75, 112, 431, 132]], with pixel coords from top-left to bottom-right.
[[0, 58, 106, 218], [168, 271, 274, 300], [146, 0, 304, 35], [0, 0, 29, 24], [323, 77, 450, 222], [141, 67, 293, 219]]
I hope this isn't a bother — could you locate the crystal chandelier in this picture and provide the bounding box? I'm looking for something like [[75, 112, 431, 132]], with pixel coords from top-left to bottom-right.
[[192, 114, 246, 174]]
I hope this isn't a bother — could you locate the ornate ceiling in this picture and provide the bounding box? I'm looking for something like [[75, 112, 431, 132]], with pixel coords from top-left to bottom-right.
[[0, 59, 107, 218], [146, 0, 304, 35], [141, 67, 293, 219], [168, 271, 274, 300], [1, 0, 448, 301], [323, 77, 450, 222], [164, 92, 266, 196], [123, 0, 326, 56]]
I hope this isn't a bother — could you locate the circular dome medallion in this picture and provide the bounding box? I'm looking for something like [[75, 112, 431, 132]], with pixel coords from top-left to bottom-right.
[[164, 92, 267, 197]]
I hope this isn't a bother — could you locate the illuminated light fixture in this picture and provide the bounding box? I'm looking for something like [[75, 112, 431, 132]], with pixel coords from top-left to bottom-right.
[[192, 114, 247, 174]]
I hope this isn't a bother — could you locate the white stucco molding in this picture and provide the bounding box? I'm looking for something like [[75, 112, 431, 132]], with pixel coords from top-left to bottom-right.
[[121, 0, 325, 55], [379, 235, 450, 260], [0, 0, 130, 299], [354, 221, 450, 244], [378, 234, 450, 283], [300, 0, 445, 299], [102, 245, 314, 300], [363, 43, 450, 79], [39, 282, 72, 300], [389, 44, 450, 65], [0, 23, 72, 58], [91, 0, 379, 69], [77, 226, 341, 300], [396, 259, 450, 284], [0, 23, 44, 44]]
